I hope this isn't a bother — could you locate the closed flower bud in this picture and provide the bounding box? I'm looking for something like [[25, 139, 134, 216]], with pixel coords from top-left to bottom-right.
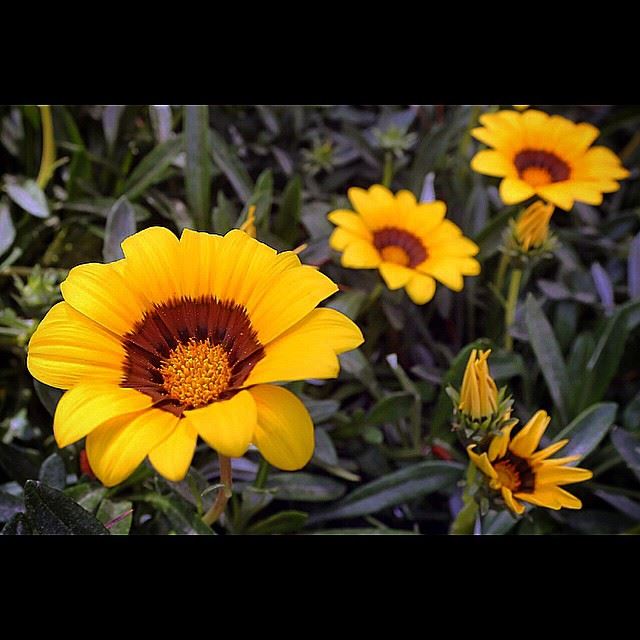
[[515, 200, 554, 252], [459, 349, 498, 421]]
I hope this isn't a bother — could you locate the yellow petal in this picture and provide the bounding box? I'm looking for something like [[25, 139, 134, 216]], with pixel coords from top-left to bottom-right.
[[515, 486, 583, 510], [86, 408, 179, 487], [379, 262, 414, 290], [535, 183, 576, 211], [183, 390, 256, 458], [420, 259, 465, 291], [529, 439, 569, 462], [244, 308, 363, 386], [405, 273, 436, 304], [340, 239, 381, 268], [179, 228, 223, 299], [405, 201, 448, 236], [148, 420, 198, 482], [535, 465, 593, 486], [246, 264, 338, 345], [501, 486, 525, 515], [54, 383, 152, 448], [60, 262, 145, 335], [121, 226, 182, 305], [509, 410, 551, 458], [347, 186, 392, 229], [327, 209, 373, 240], [488, 422, 516, 461], [499, 177, 536, 205], [470, 150, 515, 177], [329, 227, 363, 252], [467, 445, 498, 480], [27, 302, 124, 389], [251, 385, 314, 471]]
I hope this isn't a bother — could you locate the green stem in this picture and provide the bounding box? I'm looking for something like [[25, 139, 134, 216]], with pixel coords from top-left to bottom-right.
[[382, 151, 394, 188], [495, 252, 510, 297], [504, 268, 523, 351], [36, 105, 56, 189], [254, 456, 270, 490], [202, 454, 233, 526]]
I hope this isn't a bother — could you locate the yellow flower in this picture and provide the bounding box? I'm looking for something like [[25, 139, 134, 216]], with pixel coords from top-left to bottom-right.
[[470, 109, 629, 211], [459, 349, 498, 421], [467, 410, 593, 515], [328, 184, 480, 304], [27, 227, 363, 487], [239, 205, 257, 238], [515, 200, 555, 251], [512, 105, 529, 111]]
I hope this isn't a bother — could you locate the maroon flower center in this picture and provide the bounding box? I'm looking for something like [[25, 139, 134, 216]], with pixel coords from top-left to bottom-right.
[[514, 149, 571, 186], [373, 227, 428, 268], [494, 452, 535, 494], [120, 296, 265, 416]]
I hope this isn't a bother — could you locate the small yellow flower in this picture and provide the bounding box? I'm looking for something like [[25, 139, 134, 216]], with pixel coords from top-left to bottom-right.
[[467, 410, 593, 515], [515, 200, 555, 252], [512, 105, 529, 111], [470, 109, 629, 211], [27, 227, 363, 487], [459, 349, 498, 421], [328, 184, 480, 304]]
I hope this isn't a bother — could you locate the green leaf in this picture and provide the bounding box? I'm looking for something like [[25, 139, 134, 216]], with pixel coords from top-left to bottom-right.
[[474, 206, 517, 261], [122, 135, 183, 201], [212, 190, 237, 234], [103, 196, 136, 262], [366, 393, 414, 426], [0, 200, 15, 256], [552, 403, 618, 464], [0, 490, 25, 523], [524, 294, 569, 425], [184, 106, 211, 230], [38, 453, 66, 490], [24, 481, 109, 535], [274, 175, 302, 244], [312, 428, 339, 466], [209, 129, 253, 203], [134, 493, 213, 535], [96, 499, 133, 535], [481, 509, 518, 535], [0, 443, 40, 485], [308, 461, 464, 524], [1, 513, 31, 535], [33, 380, 63, 416], [338, 349, 380, 397], [5, 179, 49, 218], [267, 473, 346, 502], [149, 106, 173, 143], [325, 290, 368, 321], [246, 510, 308, 534], [64, 484, 107, 513], [247, 169, 273, 231], [102, 105, 125, 151], [623, 390, 640, 432], [306, 527, 419, 535], [610, 427, 640, 484], [301, 396, 340, 424]]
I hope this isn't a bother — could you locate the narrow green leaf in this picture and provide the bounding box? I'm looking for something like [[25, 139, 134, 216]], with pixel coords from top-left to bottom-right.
[[307, 527, 419, 535], [38, 453, 66, 490], [135, 493, 213, 535], [33, 380, 63, 417], [122, 135, 183, 200], [149, 106, 173, 143], [64, 484, 107, 513], [274, 175, 302, 243], [0, 443, 40, 485], [209, 129, 253, 203], [552, 402, 618, 464], [0, 491, 25, 523], [611, 427, 640, 483], [524, 294, 569, 424], [482, 509, 518, 535], [24, 481, 109, 535], [247, 169, 273, 231], [325, 290, 368, 321], [267, 473, 346, 502], [184, 106, 211, 231], [97, 499, 133, 535], [312, 428, 339, 466], [103, 196, 136, 262], [308, 461, 464, 524], [102, 105, 125, 151], [301, 397, 340, 424], [623, 390, 640, 432], [0, 200, 15, 256], [1, 513, 31, 535], [246, 510, 308, 534], [366, 393, 414, 426]]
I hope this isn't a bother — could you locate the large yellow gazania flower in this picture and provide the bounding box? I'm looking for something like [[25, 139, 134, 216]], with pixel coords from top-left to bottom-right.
[[27, 227, 363, 487], [467, 410, 593, 514], [328, 185, 480, 304], [470, 109, 629, 211]]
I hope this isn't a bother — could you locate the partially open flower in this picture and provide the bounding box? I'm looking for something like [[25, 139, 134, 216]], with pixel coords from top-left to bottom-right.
[[471, 109, 629, 210], [467, 410, 593, 514], [459, 349, 498, 421], [515, 200, 554, 252], [328, 184, 480, 304], [27, 227, 363, 487]]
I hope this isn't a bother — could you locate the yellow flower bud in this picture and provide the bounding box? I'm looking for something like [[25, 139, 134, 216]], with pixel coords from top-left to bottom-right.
[[459, 349, 499, 420], [515, 201, 554, 252]]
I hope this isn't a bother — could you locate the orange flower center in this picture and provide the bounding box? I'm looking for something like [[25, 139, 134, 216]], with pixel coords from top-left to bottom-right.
[[380, 245, 410, 266], [160, 338, 232, 408], [514, 149, 570, 187], [493, 453, 535, 493], [373, 227, 427, 268]]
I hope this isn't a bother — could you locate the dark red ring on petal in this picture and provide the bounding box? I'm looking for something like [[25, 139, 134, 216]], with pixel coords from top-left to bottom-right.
[[514, 149, 570, 182], [495, 452, 536, 494], [120, 296, 265, 417], [372, 227, 427, 267]]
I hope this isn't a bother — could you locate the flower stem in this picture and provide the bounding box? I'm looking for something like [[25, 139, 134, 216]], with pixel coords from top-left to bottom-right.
[[495, 252, 510, 297], [202, 454, 233, 526], [254, 456, 270, 490], [504, 268, 523, 351], [382, 151, 394, 188], [36, 105, 56, 189]]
